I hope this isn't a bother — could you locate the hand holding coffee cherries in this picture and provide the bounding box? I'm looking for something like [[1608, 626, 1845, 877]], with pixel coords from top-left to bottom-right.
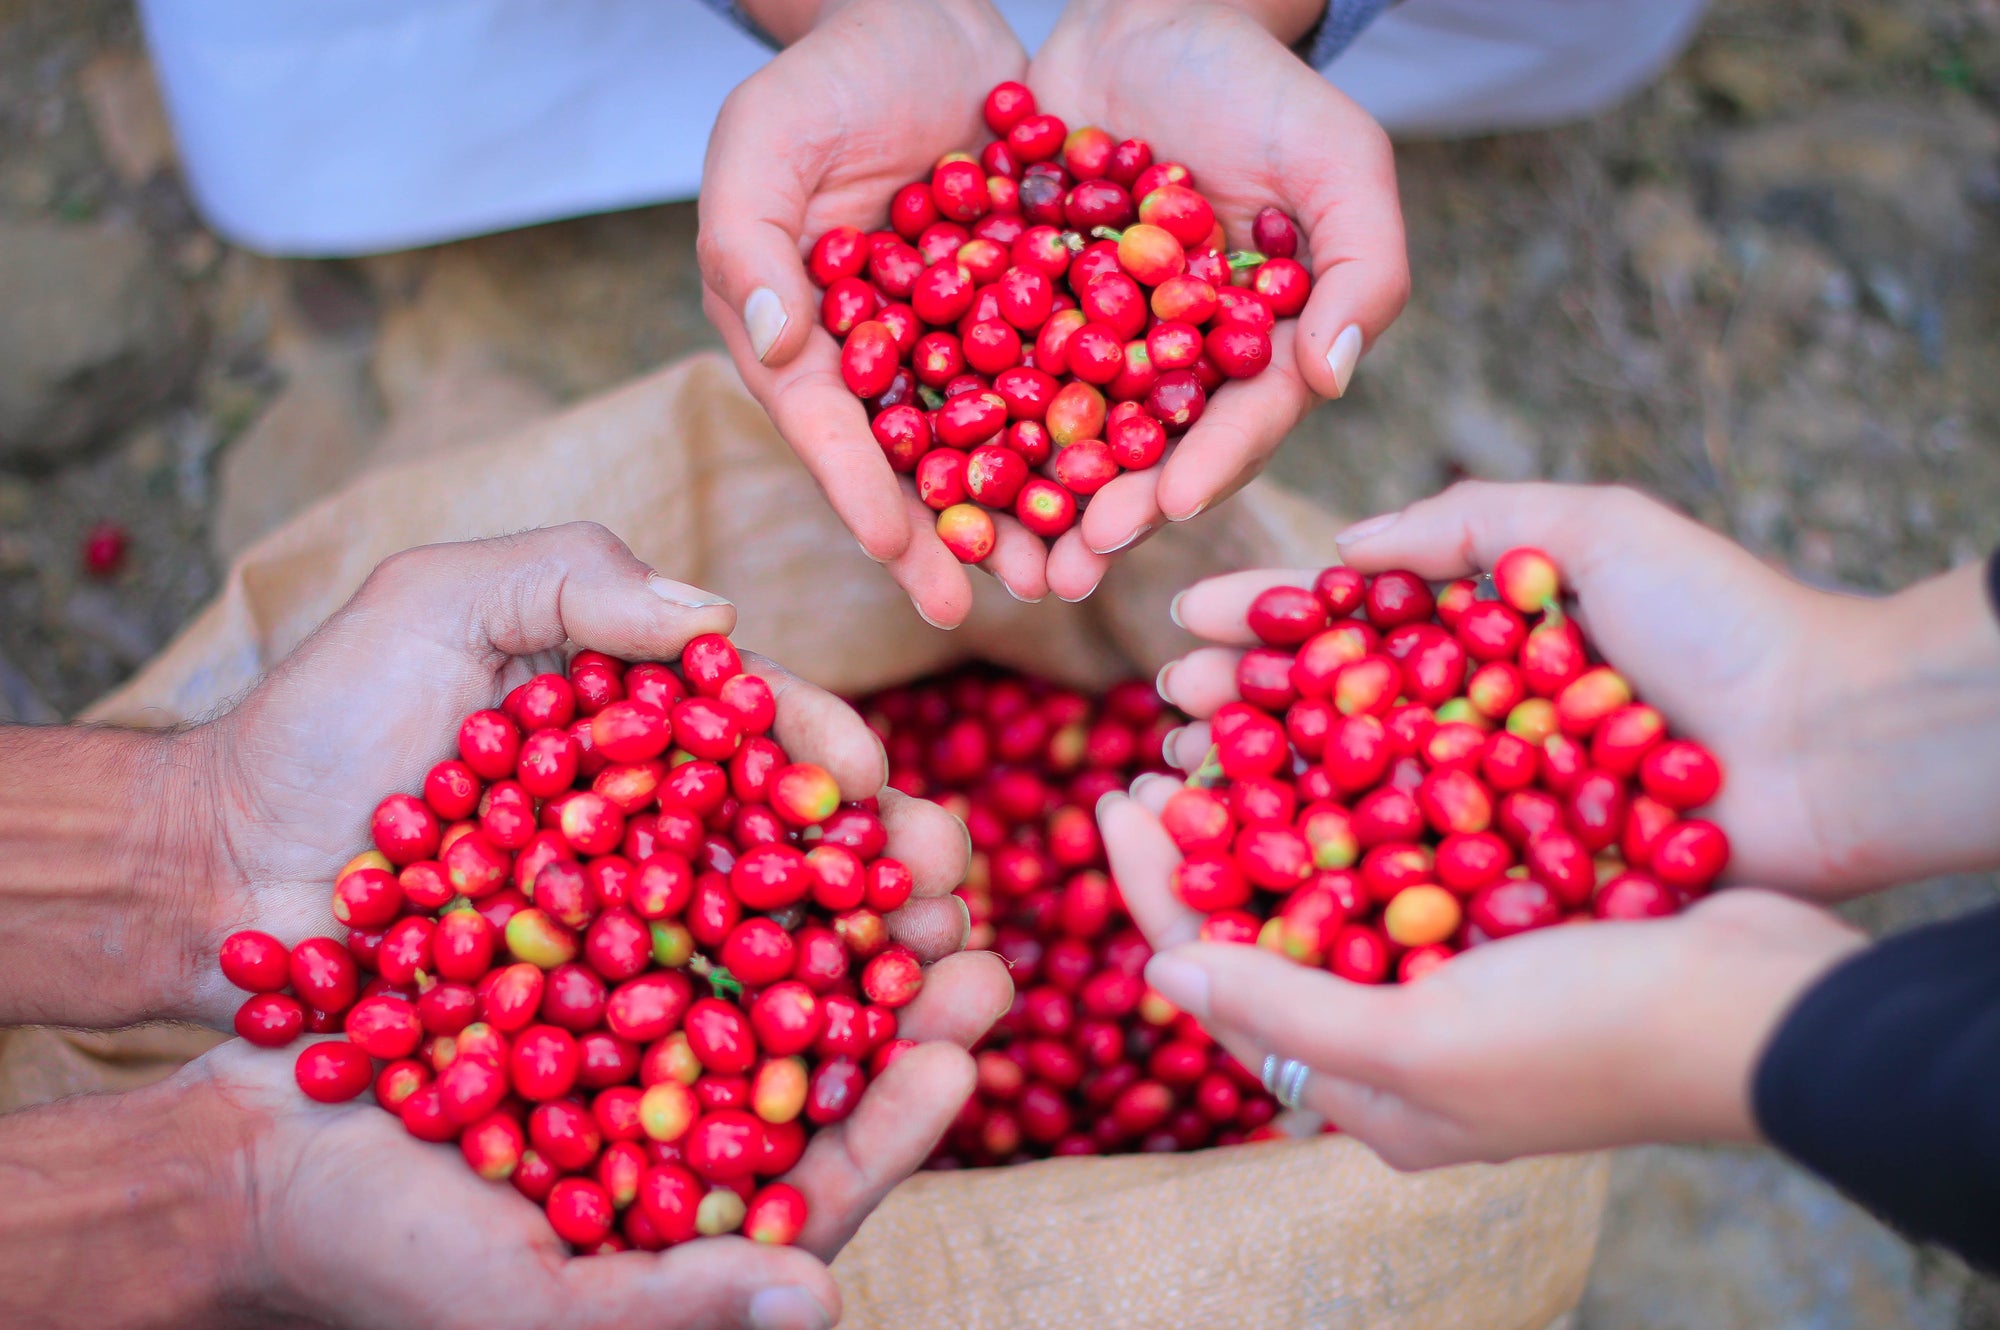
[[185, 524, 980, 1029], [179, 942, 1006, 1329], [1024, 0, 1409, 591], [1099, 478, 2000, 1169], [697, 0, 1034, 625]]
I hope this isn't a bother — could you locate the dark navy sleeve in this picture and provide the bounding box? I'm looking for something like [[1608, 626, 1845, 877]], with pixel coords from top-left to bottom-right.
[[1752, 900, 2000, 1272]]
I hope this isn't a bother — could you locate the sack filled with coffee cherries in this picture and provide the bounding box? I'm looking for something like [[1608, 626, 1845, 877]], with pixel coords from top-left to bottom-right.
[[10, 355, 1605, 1330]]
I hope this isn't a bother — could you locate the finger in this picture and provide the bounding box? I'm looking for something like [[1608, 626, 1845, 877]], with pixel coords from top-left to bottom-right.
[[1195, 1021, 1442, 1166], [1077, 465, 1164, 557], [695, 77, 822, 370], [1046, 527, 1110, 604], [1162, 720, 1211, 771], [354, 522, 737, 666], [1096, 791, 1203, 951], [1282, 92, 1410, 403], [745, 651, 887, 800], [1129, 770, 1180, 814], [1154, 329, 1307, 523], [889, 949, 1015, 1048], [886, 490, 977, 628], [878, 787, 970, 899], [1169, 569, 1325, 646], [886, 894, 971, 962], [789, 1040, 976, 1259], [571, 1237, 839, 1330], [1333, 480, 1717, 583], [1144, 942, 1406, 1088], [1155, 646, 1244, 719], [705, 295, 915, 567], [982, 509, 1052, 603]]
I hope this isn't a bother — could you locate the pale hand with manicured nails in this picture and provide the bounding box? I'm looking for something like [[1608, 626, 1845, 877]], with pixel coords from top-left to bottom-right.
[[1024, 0, 1408, 597], [1334, 481, 2000, 896], [697, 0, 1037, 626], [1126, 890, 1862, 1169]]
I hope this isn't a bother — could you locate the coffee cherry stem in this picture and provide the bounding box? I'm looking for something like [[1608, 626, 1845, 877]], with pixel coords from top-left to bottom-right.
[[1185, 746, 1228, 790], [688, 955, 745, 1002]]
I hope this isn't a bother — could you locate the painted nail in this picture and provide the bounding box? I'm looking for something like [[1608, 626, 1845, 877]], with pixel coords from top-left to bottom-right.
[[745, 287, 790, 364], [1326, 324, 1363, 398], [1334, 512, 1399, 546], [1129, 770, 1177, 806], [1055, 574, 1104, 604], [1154, 659, 1175, 704], [1168, 590, 1188, 630], [748, 1286, 832, 1330], [648, 575, 732, 609], [1145, 953, 1211, 1021], [1091, 521, 1156, 556], [1166, 499, 1208, 524]]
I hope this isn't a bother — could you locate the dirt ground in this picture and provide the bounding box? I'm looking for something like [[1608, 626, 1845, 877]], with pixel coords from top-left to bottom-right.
[[1, 0, 1997, 1324]]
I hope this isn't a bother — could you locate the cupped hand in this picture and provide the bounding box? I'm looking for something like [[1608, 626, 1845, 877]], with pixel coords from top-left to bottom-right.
[[179, 523, 974, 1026], [1095, 780, 1860, 1167], [1025, 0, 1409, 600], [697, 0, 1042, 624], [200, 948, 1011, 1330], [1146, 481, 1917, 895]]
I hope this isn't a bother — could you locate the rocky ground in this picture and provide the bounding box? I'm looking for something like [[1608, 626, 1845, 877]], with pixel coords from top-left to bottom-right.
[[1, 0, 1997, 1324]]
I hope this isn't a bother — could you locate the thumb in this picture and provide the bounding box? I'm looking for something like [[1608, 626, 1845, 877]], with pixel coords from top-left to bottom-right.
[[356, 522, 737, 663], [1283, 88, 1410, 403], [696, 78, 824, 370], [573, 1239, 841, 1330], [1330, 480, 1737, 585]]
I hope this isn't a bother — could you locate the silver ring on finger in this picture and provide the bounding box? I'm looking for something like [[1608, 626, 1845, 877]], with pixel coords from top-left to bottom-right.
[[1262, 1054, 1312, 1110]]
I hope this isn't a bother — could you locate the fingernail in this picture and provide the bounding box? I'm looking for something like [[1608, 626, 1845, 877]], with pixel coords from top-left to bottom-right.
[[1090, 521, 1156, 556], [1161, 724, 1187, 764], [1168, 590, 1189, 630], [749, 1286, 832, 1330], [648, 574, 732, 609], [1094, 789, 1127, 822], [1334, 513, 1398, 546], [1146, 953, 1211, 1021], [1130, 771, 1178, 803], [915, 604, 956, 631], [1055, 574, 1104, 604], [1003, 580, 1045, 604], [1325, 324, 1363, 398], [1154, 659, 1175, 704], [745, 287, 789, 364], [1166, 500, 1208, 524]]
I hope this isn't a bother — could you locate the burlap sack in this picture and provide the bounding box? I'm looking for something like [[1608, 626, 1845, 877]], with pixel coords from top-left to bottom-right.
[[3, 352, 1604, 1328]]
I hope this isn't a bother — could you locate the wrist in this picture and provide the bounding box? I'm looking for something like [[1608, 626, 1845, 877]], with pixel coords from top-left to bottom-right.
[[0, 1071, 264, 1329], [1801, 563, 2000, 888], [0, 723, 224, 1026], [1065, 0, 1325, 47], [1645, 894, 1865, 1145]]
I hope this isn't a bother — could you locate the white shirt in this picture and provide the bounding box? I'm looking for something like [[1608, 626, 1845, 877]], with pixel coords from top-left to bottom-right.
[[137, 0, 1706, 256]]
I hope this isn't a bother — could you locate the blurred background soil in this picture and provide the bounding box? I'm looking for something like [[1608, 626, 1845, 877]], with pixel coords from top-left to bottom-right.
[[1, 0, 1996, 1323]]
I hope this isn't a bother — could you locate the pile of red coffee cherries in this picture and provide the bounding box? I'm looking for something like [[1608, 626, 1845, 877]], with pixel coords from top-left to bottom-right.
[[811, 80, 1313, 564], [1164, 549, 1730, 977], [219, 638, 927, 1253], [856, 667, 1289, 1166]]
